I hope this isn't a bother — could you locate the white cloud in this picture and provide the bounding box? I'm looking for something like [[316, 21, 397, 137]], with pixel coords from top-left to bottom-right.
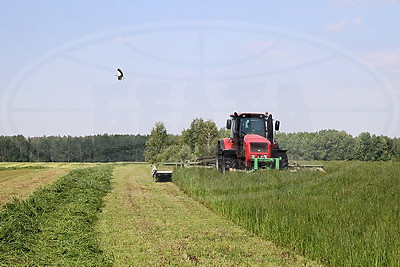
[[326, 19, 348, 32], [325, 17, 363, 32], [363, 48, 400, 68]]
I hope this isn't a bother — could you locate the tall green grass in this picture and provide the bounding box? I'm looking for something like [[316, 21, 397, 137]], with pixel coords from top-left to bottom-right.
[[0, 166, 113, 266], [174, 162, 400, 266]]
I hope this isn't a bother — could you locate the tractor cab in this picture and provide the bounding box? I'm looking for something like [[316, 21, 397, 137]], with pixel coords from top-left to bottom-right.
[[227, 112, 279, 144], [227, 113, 267, 139], [227, 112, 271, 139]]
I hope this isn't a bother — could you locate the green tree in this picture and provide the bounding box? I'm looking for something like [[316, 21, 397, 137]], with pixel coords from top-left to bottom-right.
[[194, 120, 219, 157], [218, 127, 230, 139], [371, 135, 389, 161], [181, 118, 220, 158], [0, 136, 11, 161], [391, 138, 400, 161], [181, 118, 205, 151], [145, 122, 169, 163], [312, 130, 355, 160], [158, 143, 193, 163], [355, 132, 373, 161]]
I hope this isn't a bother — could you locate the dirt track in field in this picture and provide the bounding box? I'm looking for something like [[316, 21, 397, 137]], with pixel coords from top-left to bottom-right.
[[97, 164, 319, 266]]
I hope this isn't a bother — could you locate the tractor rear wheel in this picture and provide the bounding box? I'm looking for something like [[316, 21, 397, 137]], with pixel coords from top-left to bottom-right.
[[216, 154, 231, 173], [216, 154, 223, 172], [221, 155, 227, 173]]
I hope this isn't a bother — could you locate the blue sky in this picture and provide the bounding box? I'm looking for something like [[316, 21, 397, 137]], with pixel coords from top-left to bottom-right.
[[1, 0, 399, 137]]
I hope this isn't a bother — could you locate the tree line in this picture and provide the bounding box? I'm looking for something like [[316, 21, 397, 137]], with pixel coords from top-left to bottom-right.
[[145, 122, 400, 162], [276, 130, 400, 161], [0, 134, 147, 162], [144, 119, 227, 163], [1, 121, 400, 163]]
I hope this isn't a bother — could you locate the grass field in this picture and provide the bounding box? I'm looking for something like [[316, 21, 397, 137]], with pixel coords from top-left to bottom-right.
[[0, 162, 102, 208], [97, 164, 316, 266], [173, 161, 400, 266], [0, 165, 113, 265], [1, 161, 398, 266], [0, 163, 317, 266], [0, 164, 66, 208]]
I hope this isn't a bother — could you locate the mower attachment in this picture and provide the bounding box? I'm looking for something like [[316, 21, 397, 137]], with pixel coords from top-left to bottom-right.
[[251, 156, 281, 170]]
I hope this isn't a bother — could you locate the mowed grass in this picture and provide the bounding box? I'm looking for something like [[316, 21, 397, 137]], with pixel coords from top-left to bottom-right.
[[173, 161, 400, 266], [0, 166, 68, 208], [0, 165, 113, 266], [97, 164, 319, 266], [0, 162, 104, 208]]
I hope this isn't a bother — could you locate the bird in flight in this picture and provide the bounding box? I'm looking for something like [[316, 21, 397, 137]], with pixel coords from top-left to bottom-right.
[[116, 68, 124, 80]]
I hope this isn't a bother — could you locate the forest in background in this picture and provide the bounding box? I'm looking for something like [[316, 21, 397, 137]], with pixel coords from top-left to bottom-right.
[[1, 119, 400, 162], [0, 134, 147, 162], [277, 130, 400, 162], [144, 119, 400, 162]]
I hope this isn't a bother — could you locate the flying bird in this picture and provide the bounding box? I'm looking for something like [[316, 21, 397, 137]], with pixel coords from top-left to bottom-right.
[[116, 68, 124, 80]]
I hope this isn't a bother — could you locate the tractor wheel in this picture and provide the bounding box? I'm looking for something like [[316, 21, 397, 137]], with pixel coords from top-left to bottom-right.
[[220, 155, 232, 173], [274, 150, 289, 169], [221, 155, 227, 173], [280, 153, 289, 169], [216, 154, 229, 173], [215, 154, 223, 172], [221, 154, 237, 173]]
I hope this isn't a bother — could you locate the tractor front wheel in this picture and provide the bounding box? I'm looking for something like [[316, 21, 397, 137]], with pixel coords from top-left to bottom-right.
[[274, 150, 289, 169]]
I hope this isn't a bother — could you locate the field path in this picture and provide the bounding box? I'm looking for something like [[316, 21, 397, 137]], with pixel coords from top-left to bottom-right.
[[97, 164, 317, 266]]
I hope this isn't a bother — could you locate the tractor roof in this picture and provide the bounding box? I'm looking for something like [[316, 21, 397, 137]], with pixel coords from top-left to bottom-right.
[[230, 112, 268, 118]]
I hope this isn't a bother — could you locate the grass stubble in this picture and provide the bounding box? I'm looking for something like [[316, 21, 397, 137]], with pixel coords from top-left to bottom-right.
[[0, 166, 68, 208], [97, 164, 317, 266]]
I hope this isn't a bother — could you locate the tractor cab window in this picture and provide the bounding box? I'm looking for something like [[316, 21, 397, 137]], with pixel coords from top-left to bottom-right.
[[239, 118, 266, 138]]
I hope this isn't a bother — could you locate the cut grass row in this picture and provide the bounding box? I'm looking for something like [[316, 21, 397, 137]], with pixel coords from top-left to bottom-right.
[[0, 168, 68, 208], [173, 161, 400, 266], [0, 162, 110, 208], [0, 165, 113, 266], [97, 164, 318, 266]]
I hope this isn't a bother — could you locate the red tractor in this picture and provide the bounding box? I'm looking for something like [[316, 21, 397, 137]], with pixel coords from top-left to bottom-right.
[[216, 112, 288, 172]]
